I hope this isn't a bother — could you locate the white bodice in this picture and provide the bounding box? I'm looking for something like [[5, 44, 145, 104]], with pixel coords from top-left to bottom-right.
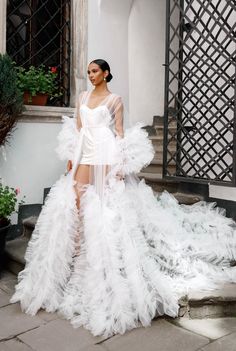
[[80, 104, 112, 128], [79, 104, 118, 165]]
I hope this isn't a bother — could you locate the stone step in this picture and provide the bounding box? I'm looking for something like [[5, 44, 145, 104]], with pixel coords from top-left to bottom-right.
[[169, 192, 203, 205], [154, 125, 176, 136], [138, 173, 203, 204], [141, 164, 163, 174], [150, 143, 177, 154], [149, 135, 164, 143], [22, 216, 38, 239], [5, 217, 38, 275], [141, 164, 177, 174], [138, 172, 165, 181], [152, 153, 163, 164], [151, 152, 177, 165], [153, 115, 177, 127], [138, 172, 179, 193], [177, 283, 236, 319], [5, 237, 28, 275], [150, 135, 176, 149], [145, 157, 176, 168]]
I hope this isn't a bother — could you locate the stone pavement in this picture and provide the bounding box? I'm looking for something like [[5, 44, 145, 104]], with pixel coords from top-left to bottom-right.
[[0, 271, 236, 351]]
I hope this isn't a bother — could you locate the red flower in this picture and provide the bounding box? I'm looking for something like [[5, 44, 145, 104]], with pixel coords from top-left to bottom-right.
[[15, 187, 20, 195], [51, 67, 57, 74]]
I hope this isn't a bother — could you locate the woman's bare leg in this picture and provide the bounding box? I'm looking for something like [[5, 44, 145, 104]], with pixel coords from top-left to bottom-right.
[[73, 164, 90, 256], [73, 164, 90, 209]]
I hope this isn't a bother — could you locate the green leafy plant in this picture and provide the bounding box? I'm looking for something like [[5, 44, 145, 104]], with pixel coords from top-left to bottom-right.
[[0, 182, 25, 228], [0, 54, 23, 146], [16, 65, 62, 102]]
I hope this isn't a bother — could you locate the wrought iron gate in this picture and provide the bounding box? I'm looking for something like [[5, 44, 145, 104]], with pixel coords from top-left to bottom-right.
[[163, 0, 236, 185]]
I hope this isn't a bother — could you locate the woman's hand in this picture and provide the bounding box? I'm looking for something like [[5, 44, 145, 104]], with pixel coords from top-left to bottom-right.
[[67, 160, 73, 172]]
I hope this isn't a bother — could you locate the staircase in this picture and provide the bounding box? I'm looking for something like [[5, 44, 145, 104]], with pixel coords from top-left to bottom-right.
[[139, 115, 204, 205]]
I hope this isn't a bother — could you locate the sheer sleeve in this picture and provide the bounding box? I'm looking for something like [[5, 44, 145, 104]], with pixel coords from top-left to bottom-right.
[[111, 96, 125, 176], [55, 92, 85, 162], [75, 92, 84, 131], [112, 95, 155, 176], [115, 97, 124, 139], [113, 96, 124, 139]]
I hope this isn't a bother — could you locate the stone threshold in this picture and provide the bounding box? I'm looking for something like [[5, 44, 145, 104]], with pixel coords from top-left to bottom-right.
[[177, 283, 236, 319]]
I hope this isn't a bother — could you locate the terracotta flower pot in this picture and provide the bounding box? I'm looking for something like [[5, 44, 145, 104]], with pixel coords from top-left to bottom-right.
[[23, 92, 48, 106]]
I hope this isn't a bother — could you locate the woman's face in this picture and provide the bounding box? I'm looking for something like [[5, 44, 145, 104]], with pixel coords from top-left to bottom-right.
[[87, 63, 108, 86]]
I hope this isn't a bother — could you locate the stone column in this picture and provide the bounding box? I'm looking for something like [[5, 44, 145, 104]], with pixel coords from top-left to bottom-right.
[[0, 0, 7, 53], [70, 0, 88, 107]]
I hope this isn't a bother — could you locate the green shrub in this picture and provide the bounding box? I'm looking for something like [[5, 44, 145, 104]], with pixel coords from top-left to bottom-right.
[[0, 182, 25, 227], [0, 54, 23, 146]]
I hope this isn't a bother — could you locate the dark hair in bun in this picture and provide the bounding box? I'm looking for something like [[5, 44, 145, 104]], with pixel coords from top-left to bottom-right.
[[90, 59, 113, 82]]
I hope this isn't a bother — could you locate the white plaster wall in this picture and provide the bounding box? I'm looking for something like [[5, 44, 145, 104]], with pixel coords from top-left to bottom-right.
[[88, 0, 167, 126], [0, 122, 65, 223], [128, 0, 166, 125], [87, 0, 132, 120]]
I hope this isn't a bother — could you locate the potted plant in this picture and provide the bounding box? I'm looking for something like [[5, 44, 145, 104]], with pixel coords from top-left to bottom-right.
[[0, 181, 25, 273], [16, 65, 61, 105], [0, 54, 23, 146]]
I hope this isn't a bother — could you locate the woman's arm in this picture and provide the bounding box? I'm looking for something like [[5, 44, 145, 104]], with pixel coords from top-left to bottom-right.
[[66, 92, 83, 172]]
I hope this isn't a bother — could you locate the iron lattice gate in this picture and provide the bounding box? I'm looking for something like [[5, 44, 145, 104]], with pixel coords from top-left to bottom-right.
[[163, 0, 236, 185]]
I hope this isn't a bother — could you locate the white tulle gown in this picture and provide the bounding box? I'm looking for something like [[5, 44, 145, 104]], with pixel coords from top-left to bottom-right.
[[11, 91, 236, 337]]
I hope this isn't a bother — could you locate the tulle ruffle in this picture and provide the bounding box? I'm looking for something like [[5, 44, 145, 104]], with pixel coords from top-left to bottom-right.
[[11, 116, 236, 337]]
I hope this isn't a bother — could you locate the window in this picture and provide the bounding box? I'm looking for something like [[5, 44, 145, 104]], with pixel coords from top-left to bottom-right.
[[7, 0, 71, 107]]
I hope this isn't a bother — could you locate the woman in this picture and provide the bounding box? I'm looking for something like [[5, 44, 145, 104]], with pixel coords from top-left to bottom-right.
[[11, 59, 236, 337]]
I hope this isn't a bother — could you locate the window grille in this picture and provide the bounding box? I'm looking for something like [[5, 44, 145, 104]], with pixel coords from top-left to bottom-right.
[[163, 0, 236, 185], [7, 0, 71, 107]]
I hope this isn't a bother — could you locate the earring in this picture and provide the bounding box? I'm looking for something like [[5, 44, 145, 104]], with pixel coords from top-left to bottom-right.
[[104, 77, 106, 81]]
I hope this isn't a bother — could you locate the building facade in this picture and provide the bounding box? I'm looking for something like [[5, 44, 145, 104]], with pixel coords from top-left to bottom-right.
[[0, 0, 235, 223]]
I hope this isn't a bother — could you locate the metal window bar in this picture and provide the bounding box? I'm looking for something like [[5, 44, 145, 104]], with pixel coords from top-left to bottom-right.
[[7, 0, 71, 107], [163, 0, 236, 186]]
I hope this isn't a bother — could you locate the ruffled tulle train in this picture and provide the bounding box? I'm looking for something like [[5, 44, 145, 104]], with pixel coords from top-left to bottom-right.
[[11, 173, 236, 336], [10, 119, 236, 337]]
